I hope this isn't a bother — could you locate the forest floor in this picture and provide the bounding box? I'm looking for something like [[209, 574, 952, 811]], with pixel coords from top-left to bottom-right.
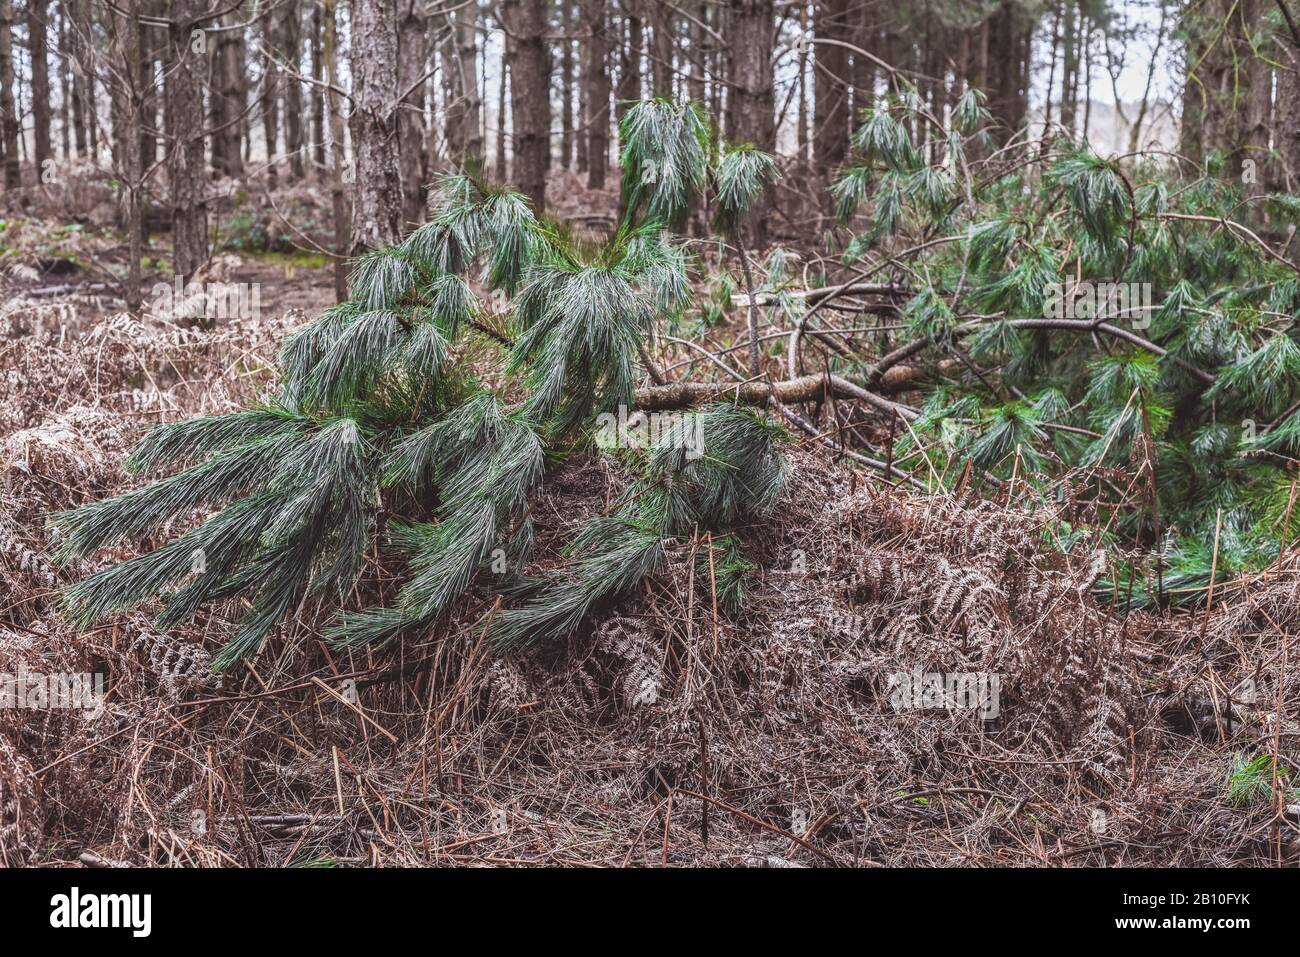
[[2, 206, 1299, 867]]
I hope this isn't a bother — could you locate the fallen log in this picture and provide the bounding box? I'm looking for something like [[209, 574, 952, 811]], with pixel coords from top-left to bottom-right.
[[731, 281, 909, 308], [633, 372, 919, 420]]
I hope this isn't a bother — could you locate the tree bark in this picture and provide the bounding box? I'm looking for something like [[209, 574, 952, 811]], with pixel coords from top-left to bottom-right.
[[167, 0, 209, 279], [584, 0, 610, 189], [137, 0, 158, 174], [445, 0, 483, 166], [29, 0, 52, 171], [69, 0, 88, 157], [310, 3, 325, 171], [323, 0, 349, 297], [209, 15, 245, 177], [560, 0, 574, 167], [813, 0, 850, 181], [503, 0, 550, 212], [495, 30, 508, 181], [724, 0, 774, 246], [397, 0, 428, 226], [282, 0, 304, 180], [348, 0, 404, 251], [1277, 35, 1300, 190], [107, 0, 144, 311], [0, 0, 21, 187], [261, 9, 281, 187], [652, 1, 673, 97], [58, 4, 70, 159], [616, 0, 642, 128]]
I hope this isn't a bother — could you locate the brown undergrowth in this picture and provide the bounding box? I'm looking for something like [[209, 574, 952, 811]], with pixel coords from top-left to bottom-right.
[[2, 297, 1298, 867]]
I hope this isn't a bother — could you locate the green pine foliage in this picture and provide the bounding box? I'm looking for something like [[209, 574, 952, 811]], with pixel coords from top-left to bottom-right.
[[830, 84, 1300, 608], [53, 102, 787, 670]]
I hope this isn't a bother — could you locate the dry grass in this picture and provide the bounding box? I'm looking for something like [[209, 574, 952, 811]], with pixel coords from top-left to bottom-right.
[[2, 282, 1299, 868]]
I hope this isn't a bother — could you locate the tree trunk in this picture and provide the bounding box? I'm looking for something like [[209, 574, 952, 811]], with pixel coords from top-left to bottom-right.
[[1277, 36, 1300, 190], [282, 0, 304, 180], [107, 0, 143, 311], [209, 16, 246, 177], [503, 0, 550, 212], [348, 0, 404, 251], [986, 2, 1028, 145], [397, 1, 427, 226], [687, 0, 705, 105], [441, 30, 463, 161], [796, 2, 807, 163], [813, 0, 850, 180], [652, 1, 673, 97], [1060, 3, 1076, 135], [0, 0, 21, 187], [58, 5, 70, 159], [851, 6, 877, 116], [561, 0, 574, 167], [1242, 0, 1272, 182], [584, 0, 609, 189], [167, 0, 209, 279], [67, 0, 88, 158], [495, 30, 508, 181], [261, 10, 281, 187], [29, 0, 52, 171], [311, 3, 325, 171], [323, 0, 349, 297], [449, 0, 482, 166], [137, 1, 158, 174], [616, 1, 642, 127], [724, 0, 774, 245]]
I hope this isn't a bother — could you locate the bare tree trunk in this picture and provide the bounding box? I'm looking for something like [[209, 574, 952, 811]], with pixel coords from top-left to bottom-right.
[[209, 15, 246, 177], [652, 1, 673, 97], [58, 4, 70, 159], [323, 0, 349, 297], [584, 0, 609, 189], [1242, 0, 1272, 181], [137, 0, 158, 174], [454, 1, 482, 165], [441, 29, 463, 160], [68, 0, 88, 158], [687, 0, 705, 105], [616, 0, 642, 128], [29, 0, 52, 170], [0, 0, 21, 187], [107, 0, 144, 311], [281, 0, 304, 180], [503, 0, 549, 212], [813, 0, 850, 181], [441, 1, 481, 167], [576, 3, 589, 174], [397, 0, 427, 226], [347, 0, 403, 251], [851, 6, 877, 116], [1277, 32, 1300, 190], [310, 3, 325, 171], [724, 0, 774, 245], [495, 42, 508, 181], [796, 2, 807, 163], [560, 0, 574, 168], [167, 0, 209, 279], [986, 1, 1029, 145], [261, 10, 281, 187]]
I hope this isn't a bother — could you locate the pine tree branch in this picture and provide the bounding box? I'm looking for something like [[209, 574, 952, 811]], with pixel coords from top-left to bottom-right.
[[633, 373, 918, 419]]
